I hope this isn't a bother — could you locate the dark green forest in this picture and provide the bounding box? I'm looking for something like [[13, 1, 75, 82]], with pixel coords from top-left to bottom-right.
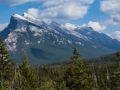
[[0, 39, 120, 90]]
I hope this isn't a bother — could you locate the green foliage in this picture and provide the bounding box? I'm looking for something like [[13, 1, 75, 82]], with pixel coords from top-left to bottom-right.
[[0, 45, 120, 90], [115, 51, 120, 67], [40, 79, 56, 90], [11, 67, 22, 90], [19, 52, 39, 90], [0, 39, 14, 90], [87, 53, 116, 63], [109, 51, 120, 90], [64, 48, 93, 90], [72, 47, 80, 60], [54, 68, 68, 90]]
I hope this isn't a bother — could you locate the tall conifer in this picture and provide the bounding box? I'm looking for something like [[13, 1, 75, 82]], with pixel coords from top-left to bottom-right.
[[110, 51, 120, 90], [64, 48, 93, 90], [0, 39, 14, 89], [19, 52, 38, 90]]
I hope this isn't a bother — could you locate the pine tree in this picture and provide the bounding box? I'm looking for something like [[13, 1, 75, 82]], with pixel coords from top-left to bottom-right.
[[115, 51, 120, 68], [110, 51, 120, 90], [64, 48, 93, 90], [0, 39, 14, 89], [11, 65, 22, 90], [70, 47, 80, 60], [19, 52, 39, 90], [40, 78, 56, 90], [54, 67, 68, 90]]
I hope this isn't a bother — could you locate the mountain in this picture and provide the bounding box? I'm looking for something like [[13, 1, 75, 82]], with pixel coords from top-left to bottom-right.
[[0, 13, 120, 64]]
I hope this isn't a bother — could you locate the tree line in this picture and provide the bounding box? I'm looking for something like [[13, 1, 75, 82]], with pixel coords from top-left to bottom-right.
[[0, 39, 120, 90]]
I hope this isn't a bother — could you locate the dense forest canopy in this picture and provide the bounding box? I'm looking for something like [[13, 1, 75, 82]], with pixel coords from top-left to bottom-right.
[[0, 39, 120, 90]]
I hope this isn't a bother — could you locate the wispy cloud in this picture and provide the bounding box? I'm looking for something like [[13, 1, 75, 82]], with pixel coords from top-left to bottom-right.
[[100, 0, 120, 26], [0, 0, 41, 6], [107, 31, 120, 41], [0, 23, 8, 31], [25, 0, 94, 22]]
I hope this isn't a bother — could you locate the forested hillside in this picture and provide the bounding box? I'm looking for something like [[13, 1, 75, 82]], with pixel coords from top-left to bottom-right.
[[0, 39, 120, 90], [87, 53, 116, 63]]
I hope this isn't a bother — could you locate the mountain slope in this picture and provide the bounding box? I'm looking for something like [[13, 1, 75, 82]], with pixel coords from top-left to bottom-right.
[[0, 13, 120, 64]]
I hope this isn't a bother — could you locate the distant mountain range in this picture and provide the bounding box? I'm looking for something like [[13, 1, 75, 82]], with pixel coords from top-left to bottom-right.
[[0, 13, 120, 64]]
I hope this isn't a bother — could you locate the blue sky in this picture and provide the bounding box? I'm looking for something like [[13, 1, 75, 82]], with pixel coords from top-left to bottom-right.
[[0, 0, 120, 41]]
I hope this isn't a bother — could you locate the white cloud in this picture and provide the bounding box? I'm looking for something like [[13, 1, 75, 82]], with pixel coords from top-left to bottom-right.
[[26, 8, 39, 18], [88, 21, 107, 31], [1, 0, 95, 24], [1, 0, 94, 22], [42, 0, 94, 8], [62, 21, 107, 32], [0, 23, 8, 31], [107, 31, 120, 41], [100, 0, 120, 26], [25, 0, 94, 22], [0, 0, 39, 6]]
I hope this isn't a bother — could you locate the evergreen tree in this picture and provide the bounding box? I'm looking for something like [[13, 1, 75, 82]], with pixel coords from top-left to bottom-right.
[[64, 48, 93, 90], [110, 51, 120, 90], [54, 68, 68, 90], [40, 78, 56, 90], [19, 52, 39, 90], [11, 65, 22, 90], [70, 47, 80, 60], [115, 51, 120, 68], [0, 39, 14, 89]]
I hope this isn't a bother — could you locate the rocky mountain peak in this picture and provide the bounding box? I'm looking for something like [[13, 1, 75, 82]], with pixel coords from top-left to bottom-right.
[[0, 13, 120, 64]]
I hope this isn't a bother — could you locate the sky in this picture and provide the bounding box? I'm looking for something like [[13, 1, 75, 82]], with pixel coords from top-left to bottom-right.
[[0, 0, 120, 41]]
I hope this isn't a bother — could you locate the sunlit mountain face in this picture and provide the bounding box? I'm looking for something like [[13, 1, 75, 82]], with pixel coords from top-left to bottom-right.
[[0, 13, 120, 64]]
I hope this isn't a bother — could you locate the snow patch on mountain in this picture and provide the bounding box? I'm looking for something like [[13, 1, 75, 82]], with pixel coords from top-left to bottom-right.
[[53, 30, 62, 35], [22, 40, 33, 45], [13, 14, 26, 21], [23, 13, 45, 26], [37, 41, 40, 44], [23, 13, 37, 21], [28, 26, 47, 37], [61, 24, 90, 41], [91, 45, 97, 48], [67, 40, 72, 44], [37, 38, 45, 44], [13, 13, 44, 27], [75, 42, 84, 46], [15, 27, 27, 32], [63, 23, 78, 30], [4, 32, 18, 51], [62, 23, 85, 30]]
